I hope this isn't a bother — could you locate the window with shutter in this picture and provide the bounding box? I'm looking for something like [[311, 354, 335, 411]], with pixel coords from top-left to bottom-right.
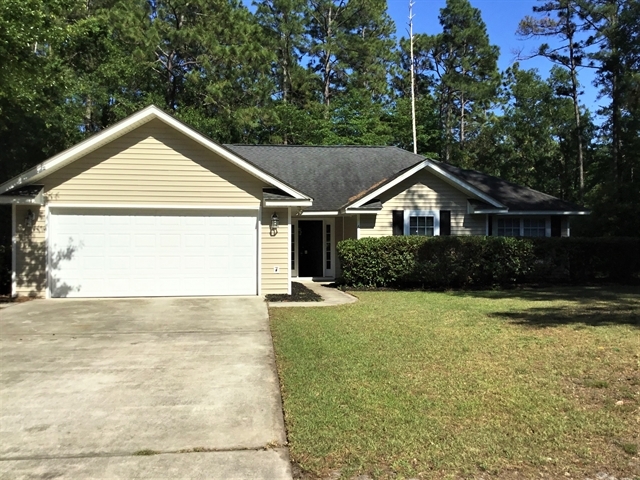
[[392, 210, 404, 236], [440, 210, 451, 236]]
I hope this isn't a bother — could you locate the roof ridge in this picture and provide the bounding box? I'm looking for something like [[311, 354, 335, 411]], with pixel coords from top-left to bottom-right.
[[434, 160, 582, 206], [224, 144, 390, 148]]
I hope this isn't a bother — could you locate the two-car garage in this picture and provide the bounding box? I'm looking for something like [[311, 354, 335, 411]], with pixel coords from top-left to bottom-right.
[[48, 209, 258, 298]]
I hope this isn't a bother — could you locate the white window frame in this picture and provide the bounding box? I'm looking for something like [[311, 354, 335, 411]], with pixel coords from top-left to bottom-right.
[[324, 218, 335, 278], [404, 210, 440, 237], [495, 216, 550, 237]]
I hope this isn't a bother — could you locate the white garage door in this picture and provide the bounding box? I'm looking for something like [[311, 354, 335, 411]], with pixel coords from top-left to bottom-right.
[[48, 209, 258, 298]]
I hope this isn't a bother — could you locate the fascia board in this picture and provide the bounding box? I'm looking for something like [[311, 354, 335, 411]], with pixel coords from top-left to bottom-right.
[[423, 160, 505, 208], [347, 160, 430, 209], [499, 210, 591, 215], [347, 159, 505, 211], [0, 106, 312, 202], [264, 200, 313, 207], [0, 106, 159, 194]]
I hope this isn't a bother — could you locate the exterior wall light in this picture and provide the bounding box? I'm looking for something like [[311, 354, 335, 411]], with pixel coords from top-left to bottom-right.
[[25, 209, 35, 228], [270, 212, 279, 236]]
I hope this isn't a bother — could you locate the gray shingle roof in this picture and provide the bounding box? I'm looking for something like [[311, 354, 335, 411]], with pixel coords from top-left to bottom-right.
[[225, 144, 587, 213], [434, 162, 586, 212], [225, 145, 421, 211]]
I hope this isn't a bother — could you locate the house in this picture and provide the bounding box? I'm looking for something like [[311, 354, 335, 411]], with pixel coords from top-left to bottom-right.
[[0, 106, 589, 298]]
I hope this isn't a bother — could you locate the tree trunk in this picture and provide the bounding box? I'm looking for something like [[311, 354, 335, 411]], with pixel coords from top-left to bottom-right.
[[459, 91, 466, 147], [566, 3, 585, 201], [323, 5, 333, 107], [611, 67, 620, 188]]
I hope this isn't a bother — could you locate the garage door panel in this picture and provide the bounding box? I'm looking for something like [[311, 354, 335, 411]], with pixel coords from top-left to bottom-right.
[[49, 210, 257, 297]]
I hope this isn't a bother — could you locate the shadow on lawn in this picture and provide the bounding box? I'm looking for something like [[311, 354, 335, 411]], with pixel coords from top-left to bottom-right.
[[492, 304, 640, 328], [455, 286, 640, 328]]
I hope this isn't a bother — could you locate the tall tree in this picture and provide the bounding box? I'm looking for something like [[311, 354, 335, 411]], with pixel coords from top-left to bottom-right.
[[475, 65, 589, 200], [254, 0, 307, 106], [517, 0, 588, 200], [393, 35, 441, 155], [131, 0, 273, 141], [574, 0, 640, 236], [423, 0, 500, 165], [304, 0, 396, 106]]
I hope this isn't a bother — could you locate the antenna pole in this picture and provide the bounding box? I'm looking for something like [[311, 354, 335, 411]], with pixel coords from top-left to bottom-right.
[[409, 0, 418, 154]]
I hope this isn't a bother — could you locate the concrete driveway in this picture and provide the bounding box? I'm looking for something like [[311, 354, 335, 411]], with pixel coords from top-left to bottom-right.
[[0, 297, 292, 479]]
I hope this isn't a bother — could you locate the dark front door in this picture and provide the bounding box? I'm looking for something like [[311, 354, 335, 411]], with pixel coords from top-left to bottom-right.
[[298, 220, 324, 277]]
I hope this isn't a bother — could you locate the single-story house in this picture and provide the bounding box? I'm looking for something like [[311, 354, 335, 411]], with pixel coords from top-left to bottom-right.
[[1, 105, 589, 298]]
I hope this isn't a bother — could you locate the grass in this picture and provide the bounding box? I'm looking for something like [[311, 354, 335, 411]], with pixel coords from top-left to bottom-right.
[[266, 281, 323, 303], [269, 286, 640, 479]]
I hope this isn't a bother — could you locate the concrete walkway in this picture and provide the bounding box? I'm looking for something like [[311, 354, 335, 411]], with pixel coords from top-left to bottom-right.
[[269, 281, 357, 308], [0, 297, 292, 480]]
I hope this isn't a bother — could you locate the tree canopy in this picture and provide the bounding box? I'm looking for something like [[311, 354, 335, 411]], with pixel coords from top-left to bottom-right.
[[1, 0, 638, 236]]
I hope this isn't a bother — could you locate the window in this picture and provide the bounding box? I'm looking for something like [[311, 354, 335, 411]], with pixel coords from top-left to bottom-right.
[[325, 224, 331, 270], [497, 218, 520, 237], [409, 215, 435, 236], [523, 218, 546, 237], [404, 211, 440, 236], [497, 218, 548, 237]]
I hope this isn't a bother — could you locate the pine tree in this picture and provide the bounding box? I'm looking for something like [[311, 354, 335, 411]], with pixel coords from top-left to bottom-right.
[[392, 35, 441, 155], [574, 0, 640, 236], [304, 0, 395, 106], [517, 0, 588, 200], [424, 0, 500, 166]]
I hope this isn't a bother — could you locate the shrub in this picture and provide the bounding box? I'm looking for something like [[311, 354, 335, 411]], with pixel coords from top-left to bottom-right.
[[337, 236, 640, 289]]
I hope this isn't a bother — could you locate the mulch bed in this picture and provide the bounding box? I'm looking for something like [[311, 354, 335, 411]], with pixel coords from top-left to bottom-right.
[[266, 282, 323, 303]]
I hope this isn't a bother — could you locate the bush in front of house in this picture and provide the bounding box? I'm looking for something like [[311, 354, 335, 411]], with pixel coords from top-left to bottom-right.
[[337, 236, 640, 289], [529, 237, 640, 283]]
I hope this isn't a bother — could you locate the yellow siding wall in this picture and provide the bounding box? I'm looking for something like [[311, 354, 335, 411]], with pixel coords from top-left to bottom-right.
[[358, 171, 486, 237], [43, 119, 265, 205], [14, 205, 47, 297], [343, 215, 358, 240], [261, 208, 290, 295], [14, 119, 283, 297]]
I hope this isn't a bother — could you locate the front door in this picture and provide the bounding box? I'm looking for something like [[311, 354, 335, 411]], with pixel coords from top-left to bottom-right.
[[298, 220, 323, 277]]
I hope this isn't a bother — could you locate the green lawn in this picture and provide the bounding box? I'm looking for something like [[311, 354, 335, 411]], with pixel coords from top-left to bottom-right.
[[269, 286, 640, 479]]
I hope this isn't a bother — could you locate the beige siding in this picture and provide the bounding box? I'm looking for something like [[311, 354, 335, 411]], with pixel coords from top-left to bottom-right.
[[261, 208, 289, 295], [15, 119, 275, 297], [335, 217, 345, 243], [343, 215, 358, 240], [14, 205, 47, 297], [359, 170, 486, 238], [43, 119, 266, 205]]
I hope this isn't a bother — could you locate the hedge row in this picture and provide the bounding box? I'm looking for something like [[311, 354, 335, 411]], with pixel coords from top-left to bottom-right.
[[336, 236, 640, 288]]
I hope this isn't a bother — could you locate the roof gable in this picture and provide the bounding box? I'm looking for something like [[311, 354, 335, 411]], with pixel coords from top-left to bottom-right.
[[345, 158, 505, 211], [0, 106, 311, 201], [227, 144, 588, 214], [224, 145, 428, 211], [435, 162, 587, 213]]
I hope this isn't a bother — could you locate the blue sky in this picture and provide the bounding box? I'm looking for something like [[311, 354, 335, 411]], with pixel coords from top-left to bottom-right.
[[386, 0, 601, 112]]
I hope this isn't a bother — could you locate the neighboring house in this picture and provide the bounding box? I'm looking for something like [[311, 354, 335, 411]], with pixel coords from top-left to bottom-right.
[[0, 106, 589, 298]]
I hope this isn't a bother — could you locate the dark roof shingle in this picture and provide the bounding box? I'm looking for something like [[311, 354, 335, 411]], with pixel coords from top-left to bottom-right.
[[225, 144, 587, 213], [225, 145, 421, 211], [434, 162, 586, 212]]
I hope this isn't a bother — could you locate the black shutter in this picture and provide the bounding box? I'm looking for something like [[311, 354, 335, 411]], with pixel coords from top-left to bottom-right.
[[551, 216, 562, 237], [488, 215, 493, 236], [440, 210, 451, 236], [392, 210, 404, 236]]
